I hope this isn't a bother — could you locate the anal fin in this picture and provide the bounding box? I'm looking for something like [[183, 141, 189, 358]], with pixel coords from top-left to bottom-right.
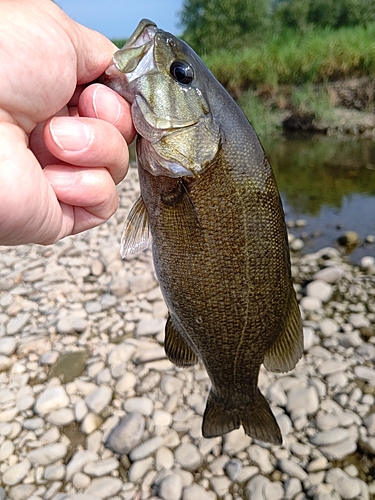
[[263, 288, 303, 373], [120, 196, 151, 258], [164, 315, 198, 367]]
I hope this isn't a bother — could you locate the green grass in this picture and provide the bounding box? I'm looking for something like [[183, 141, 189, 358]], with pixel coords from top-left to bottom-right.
[[204, 24, 375, 95]]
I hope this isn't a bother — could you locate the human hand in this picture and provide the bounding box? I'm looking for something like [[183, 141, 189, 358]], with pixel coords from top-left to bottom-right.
[[0, 0, 136, 246]]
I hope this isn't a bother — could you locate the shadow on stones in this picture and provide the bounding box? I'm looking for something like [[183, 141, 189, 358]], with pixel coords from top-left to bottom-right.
[[48, 350, 89, 383]]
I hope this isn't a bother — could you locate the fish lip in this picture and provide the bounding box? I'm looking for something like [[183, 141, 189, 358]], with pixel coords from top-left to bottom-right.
[[124, 19, 157, 49]]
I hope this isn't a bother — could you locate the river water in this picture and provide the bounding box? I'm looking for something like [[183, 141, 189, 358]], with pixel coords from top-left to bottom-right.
[[263, 134, 375, 263]]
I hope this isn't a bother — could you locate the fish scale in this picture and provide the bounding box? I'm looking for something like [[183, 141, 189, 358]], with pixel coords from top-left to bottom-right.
[[100, 18, 303, 444]]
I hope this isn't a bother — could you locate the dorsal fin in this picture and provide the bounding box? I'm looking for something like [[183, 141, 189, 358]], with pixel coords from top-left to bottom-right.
[[120, 196, 151, 258]]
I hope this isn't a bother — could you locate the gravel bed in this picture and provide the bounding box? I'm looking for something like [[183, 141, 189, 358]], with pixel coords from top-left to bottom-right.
[[0, 165, 375, 500]]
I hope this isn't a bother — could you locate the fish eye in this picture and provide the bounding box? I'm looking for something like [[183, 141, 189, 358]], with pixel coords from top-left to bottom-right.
[[170, 61, 194, 85]]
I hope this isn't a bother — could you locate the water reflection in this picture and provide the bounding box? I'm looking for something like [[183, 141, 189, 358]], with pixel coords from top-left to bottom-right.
[[263, 134, 375, 261]]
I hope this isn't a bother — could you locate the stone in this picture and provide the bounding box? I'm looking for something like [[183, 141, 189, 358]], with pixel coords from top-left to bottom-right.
[[278, 459, 308, 481], [6, 313, 30, 335], [248, 445, 274, 474], [300, 296, 322, 312], [313, 266, 344, 283], [245, 475, 271, 500], [222, 428, 252, 454], [319, 438, 357, 460], [81, 413, 103, 434], [174, 443, 203, 471], [0, 337, 16, 356], [105, 412, 145, 454], [83, 457, 119, 477], [0, 355, 12, 371], [182, 484, 212, 500], [128, 457, 154, 482], [306, 280, 333, 302], [265, 481, 284, 500], [225, 458, 242, 481], [66, 450, 100, 481], [85, 386, 113, 414], [44, 464, 66, 480], [0, 440, 14, 461], [319, 318, 339, 337], [210, 476, 231, 496], [84, 477, 123, 498], [123, 396, 154, 416], [136, 317, 166, 336], [326, 468, 362, 499], [287, 386, 319, 417], [284, 478, 302, 499], [7, 485, 36, 500], [47, 408, 75, 426], [27, 443, 67, 465], [158, 473, 183, 500], [34, 385, 70, 415], [354, 366, 375, 385], [129, 436, 162, 461], [349, 314, 370, 329], [156, 446, 175, 471], [2, 461, 31, 486]]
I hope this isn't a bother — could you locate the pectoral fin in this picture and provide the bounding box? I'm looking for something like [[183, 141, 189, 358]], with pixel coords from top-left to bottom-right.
[[120, 196, 151, 258], [263, 289, 303, 373], [164, 315, 198, 367]]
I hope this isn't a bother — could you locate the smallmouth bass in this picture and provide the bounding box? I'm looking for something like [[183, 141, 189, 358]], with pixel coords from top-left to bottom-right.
[[101, 19, 303, 444]]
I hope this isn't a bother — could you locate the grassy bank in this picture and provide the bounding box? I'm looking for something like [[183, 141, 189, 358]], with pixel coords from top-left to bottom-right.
[[204, 24, 375, 96]]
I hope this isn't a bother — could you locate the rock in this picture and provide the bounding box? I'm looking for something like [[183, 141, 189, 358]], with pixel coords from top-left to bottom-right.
[[2, 461, 31, 486], [128, 457, 154, 482], [222, 428, 252, 455], [123, 396, 154, 416], [81, 413, 103, 434], [211, 476, 231, 496], [84, 477, 123, 498], [313, 266, 344, 283], [27, 443, 67, 465], [46, 408, 75, 426], [136, 317, 166, 336], [105, 412, 145, 454], [300, 296, 322, 312], [34, 385, 70, 415], [174, 443, 203, 471], [361, 256, 375, 269], [319, 318, 339, 337], [225, 458, 242, 481], [349, 314, 370, 329], [83, 457, 119, 477], [245, 475, 271, 500], [159, 473, 183, 500], [182, 484, 212, 500], [129, 435, 162, 462], [319, 438, 357, 460], [85, 386, 113, 414], [156, 446, 175, 471], [66, 450, 100, 481], [284, 478, 303, 499], [248, 445, 274, 474], [0, 355, 12, 372], [0, 337, 16, 356], [325, 468, 362, 499], [287, 386, 319, 417], [306, 280, 333, 302], [278, 459, 308, 481], [6, 313, 30, 335]]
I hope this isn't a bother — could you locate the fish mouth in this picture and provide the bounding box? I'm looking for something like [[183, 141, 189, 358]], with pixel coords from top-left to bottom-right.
[[103, 19, 158, 93]]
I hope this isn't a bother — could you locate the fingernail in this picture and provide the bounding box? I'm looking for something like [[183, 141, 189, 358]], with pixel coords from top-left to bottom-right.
[[44, 166, 76, 187], [93, 86, 121, 124], [50, 117, 90, 151]]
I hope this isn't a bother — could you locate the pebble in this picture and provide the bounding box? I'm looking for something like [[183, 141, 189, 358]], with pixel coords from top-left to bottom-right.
[[174, 443, 203, 471], [27, 443, 68, 465], [84, 477, 123, 498], [105, 412, 145, 454], [34, 386, 70, 415], [2, 461, 31, 486], [158, 473, 183, 500], [0, 181, 374, 500], [85, 386, 113, 415], [325, 468, 362, 499]]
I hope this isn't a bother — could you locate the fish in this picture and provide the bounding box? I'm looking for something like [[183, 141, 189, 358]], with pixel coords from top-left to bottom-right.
[[100, 19, 303, 445]]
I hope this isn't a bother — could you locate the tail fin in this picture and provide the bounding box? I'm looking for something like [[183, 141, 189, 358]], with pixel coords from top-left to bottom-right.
[[202, 389, 282, 445]]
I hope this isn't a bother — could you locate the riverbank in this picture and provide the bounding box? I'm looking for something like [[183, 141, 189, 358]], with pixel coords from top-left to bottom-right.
[[0, 167, 375, 500]]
